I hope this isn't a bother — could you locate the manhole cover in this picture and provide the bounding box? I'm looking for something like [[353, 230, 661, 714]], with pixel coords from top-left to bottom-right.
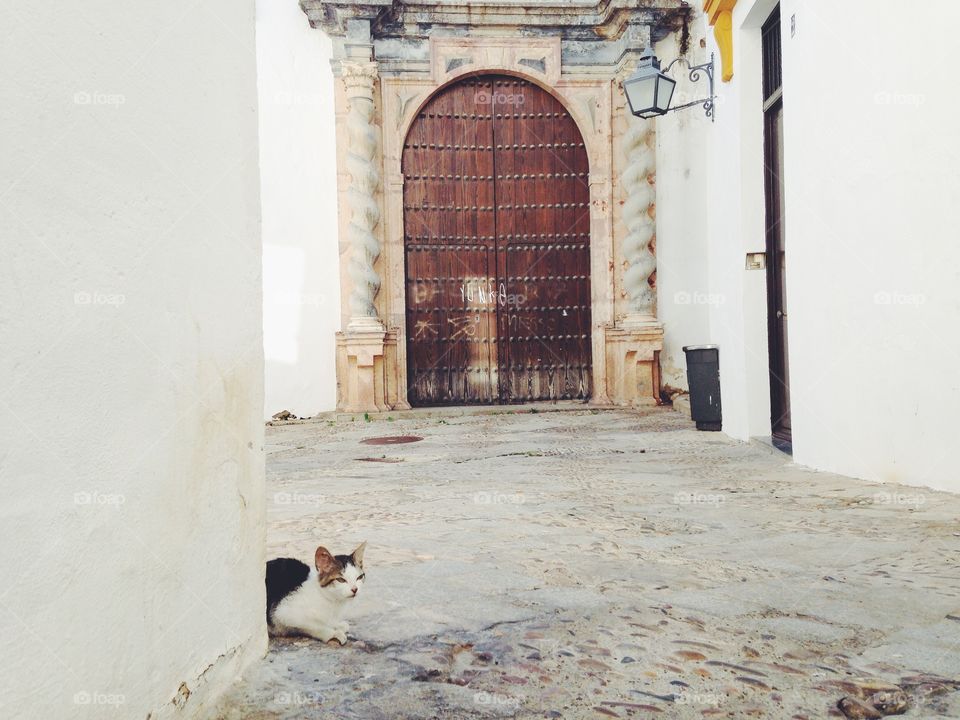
[[360, 435, 423, 446]]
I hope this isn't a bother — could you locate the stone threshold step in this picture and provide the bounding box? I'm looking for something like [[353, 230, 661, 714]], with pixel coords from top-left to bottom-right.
[[269, 401, 676, 425]]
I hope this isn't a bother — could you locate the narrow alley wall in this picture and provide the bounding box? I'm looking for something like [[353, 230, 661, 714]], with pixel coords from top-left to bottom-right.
[[258, 0, 341, 419], [0, 1, 267, 717], [779, 0, 960, 489], [653, 29, 713, 395]]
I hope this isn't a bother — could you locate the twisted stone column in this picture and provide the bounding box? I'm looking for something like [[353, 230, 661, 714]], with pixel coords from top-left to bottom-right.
[[620, 118, 657, 323], [342, 61, 383, 331]]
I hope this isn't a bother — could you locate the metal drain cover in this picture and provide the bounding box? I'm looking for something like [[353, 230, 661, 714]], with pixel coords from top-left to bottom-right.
[[360, 435, 423, 446]]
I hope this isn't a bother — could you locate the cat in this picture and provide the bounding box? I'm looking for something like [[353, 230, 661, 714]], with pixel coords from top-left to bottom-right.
[[265, 542, 366, 644]]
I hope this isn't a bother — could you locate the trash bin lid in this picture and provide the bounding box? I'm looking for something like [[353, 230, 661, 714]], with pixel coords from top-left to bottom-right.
[[683, 344, 719, 352]]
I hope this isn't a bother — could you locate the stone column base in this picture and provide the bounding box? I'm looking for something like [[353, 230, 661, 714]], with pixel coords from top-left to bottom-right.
[[337, 330, 387, 413], [604, 322, 664, 407], [336, 330, 409, 413]]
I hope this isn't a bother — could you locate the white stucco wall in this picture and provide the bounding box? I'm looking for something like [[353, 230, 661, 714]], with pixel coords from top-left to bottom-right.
[[0, 2, 266, 718], [257, 0, 341, 419], [778, 0, 960, 489], [687, 0, 960, 491], [698, 0, 776, 442], [654, 33, 713, 393]]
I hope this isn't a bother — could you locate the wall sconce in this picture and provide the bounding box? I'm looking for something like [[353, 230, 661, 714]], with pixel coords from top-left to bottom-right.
[[624, 48, 716, 122]]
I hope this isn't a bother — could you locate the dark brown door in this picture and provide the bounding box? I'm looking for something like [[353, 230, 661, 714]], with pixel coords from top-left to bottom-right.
[[762, 6, 791, 446], [403, 75, 592, 406]]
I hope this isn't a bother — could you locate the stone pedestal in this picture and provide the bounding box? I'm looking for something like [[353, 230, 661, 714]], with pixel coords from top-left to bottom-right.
[[337, 331, 387, 413], [605, 322, 664, 406], [336, 330, 408, 413]]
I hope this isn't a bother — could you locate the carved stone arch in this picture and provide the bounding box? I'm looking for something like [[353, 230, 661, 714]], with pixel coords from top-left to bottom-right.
[[394, 68, 598, 181]]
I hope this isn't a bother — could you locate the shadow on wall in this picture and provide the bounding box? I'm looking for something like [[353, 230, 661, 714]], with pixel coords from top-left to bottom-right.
[[258, 0, 341, 419]]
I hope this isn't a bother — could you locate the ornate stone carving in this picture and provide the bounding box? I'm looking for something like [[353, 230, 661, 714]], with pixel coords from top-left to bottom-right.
[[445, 57, 473, 73], [342, 61, 384, 330], [576, 94, 599, 133], [304, 2, 688, 45], [518, 56, 547, 74], [395, 90, 420, 130], [620, 118, 657, 321], [342, 61, 377, 92], [431, 37, 561, 85]]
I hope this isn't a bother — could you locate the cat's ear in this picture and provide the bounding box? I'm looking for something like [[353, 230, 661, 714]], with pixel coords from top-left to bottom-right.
[[314, 546, 339, 577], [351, 541, 367, 569]]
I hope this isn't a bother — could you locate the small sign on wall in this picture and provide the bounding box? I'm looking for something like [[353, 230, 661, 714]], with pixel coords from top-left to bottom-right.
[[745, 252, 766, 271]]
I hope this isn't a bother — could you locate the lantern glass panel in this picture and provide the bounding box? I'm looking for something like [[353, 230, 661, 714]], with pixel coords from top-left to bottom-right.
[[656, 75, 677, 113], [625, 74, 657, 116]]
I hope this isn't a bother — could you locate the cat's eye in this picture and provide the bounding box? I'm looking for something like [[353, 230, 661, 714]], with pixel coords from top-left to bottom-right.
[[358, 574, 365, 580], [335, 577, 347, 583]]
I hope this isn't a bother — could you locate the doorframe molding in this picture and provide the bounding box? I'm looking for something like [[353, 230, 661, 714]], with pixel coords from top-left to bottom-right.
[[328, 32, 666, 411], [379, 38, 616, 407]]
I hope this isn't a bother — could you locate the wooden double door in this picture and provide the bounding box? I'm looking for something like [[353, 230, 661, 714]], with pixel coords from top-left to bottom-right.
[[403, 75, 592, 406]]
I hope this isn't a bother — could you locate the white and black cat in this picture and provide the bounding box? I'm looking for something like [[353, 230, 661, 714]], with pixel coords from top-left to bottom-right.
[[265, 542, 366, 644]]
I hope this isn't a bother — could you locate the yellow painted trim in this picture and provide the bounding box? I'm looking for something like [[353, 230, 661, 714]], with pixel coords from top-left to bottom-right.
[[703, 0, 736, 82], [703, 0, 736, 24], [714, 11, 734, 82]]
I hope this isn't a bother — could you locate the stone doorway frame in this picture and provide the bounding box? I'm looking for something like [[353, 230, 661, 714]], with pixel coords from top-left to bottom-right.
[[386, 38, 614, 409], [309, 2, 685, 413]]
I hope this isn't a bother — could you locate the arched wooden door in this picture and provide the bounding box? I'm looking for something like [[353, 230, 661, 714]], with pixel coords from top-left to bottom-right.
[[403, 75, 592, 406]]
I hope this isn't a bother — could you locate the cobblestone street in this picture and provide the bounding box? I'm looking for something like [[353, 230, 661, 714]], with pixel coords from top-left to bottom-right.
[[217, 408, 960, 719]]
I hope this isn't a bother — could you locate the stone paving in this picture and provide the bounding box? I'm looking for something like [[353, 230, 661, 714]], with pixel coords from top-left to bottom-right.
[[216, 408, 960, 719]]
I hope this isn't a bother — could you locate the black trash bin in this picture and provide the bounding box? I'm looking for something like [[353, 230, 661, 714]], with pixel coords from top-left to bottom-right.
[[683, 345, 721, 431]]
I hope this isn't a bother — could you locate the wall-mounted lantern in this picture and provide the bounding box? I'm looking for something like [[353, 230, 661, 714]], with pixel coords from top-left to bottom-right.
[[624, 48, 716, 122]]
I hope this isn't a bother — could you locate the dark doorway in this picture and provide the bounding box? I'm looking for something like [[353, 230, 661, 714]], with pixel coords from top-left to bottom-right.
[[762, 6, 791, 449], [402, 75, 593, 406]]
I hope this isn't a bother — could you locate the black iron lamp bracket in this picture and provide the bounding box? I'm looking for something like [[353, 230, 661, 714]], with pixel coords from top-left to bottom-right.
[[663, 53, 716, 122]]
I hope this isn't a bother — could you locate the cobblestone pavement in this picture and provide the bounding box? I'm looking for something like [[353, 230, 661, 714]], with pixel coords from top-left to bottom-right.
[[216, 408, 960, 719]]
